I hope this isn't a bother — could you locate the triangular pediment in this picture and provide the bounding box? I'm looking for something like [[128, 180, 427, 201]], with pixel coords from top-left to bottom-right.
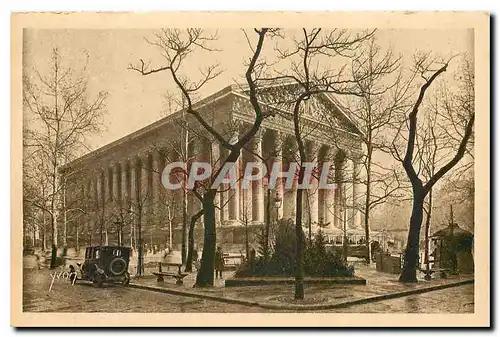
[[232, 81, 361, 135]]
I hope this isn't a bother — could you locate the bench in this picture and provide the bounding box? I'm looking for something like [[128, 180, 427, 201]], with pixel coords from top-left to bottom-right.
[[421, 267, 451, 280], [223, 253, 245, 270], [152, 262, 188, 284]]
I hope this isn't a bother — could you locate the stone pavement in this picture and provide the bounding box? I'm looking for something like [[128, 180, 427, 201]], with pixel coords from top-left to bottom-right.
[[22, 267, 277, 313], [130, 263, 474, 311], [28, 250, 474, 312]]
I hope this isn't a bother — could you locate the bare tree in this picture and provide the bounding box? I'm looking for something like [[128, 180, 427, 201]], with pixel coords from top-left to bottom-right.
[[389, 54, 475, 282], [162, 92, 191, 264], [23, 48, 107, 268], [264, 28, 374, 299], [341, 36, 406, 263], [130, 28, 275, 287]]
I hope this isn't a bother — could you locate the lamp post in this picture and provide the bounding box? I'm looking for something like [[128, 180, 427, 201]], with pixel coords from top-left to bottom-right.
[[128, 205, 134, 249], [113, 220, 123, 246]]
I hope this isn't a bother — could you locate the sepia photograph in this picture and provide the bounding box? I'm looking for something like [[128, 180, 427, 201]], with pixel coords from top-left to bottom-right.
[[11, 11, 490, 327]]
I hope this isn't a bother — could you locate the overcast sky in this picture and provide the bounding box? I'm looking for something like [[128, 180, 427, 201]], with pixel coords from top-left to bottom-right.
[[23, 28, 473, 152]]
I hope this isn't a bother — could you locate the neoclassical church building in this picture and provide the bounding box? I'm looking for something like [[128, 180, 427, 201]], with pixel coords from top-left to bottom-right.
[[61, 82, 366, 251]]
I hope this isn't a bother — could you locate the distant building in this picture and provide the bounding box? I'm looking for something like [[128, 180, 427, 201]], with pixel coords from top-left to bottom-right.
[[60, 83, 365, 250]]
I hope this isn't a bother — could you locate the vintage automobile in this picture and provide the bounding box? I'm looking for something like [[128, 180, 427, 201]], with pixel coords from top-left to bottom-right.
[[76, 246, 131, 287]]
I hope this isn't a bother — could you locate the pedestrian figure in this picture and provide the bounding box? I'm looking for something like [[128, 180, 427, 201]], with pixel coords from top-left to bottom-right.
[[163, 246, 170, 260], [68, 264, 77, 283], [214, 246, 224, 279], [249, 247, 256, 265]]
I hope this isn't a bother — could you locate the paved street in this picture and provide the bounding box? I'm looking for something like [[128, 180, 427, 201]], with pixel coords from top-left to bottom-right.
[[332, 284, 474, 313], [23, 267, 473, 313], [22, 268, 272, 313]]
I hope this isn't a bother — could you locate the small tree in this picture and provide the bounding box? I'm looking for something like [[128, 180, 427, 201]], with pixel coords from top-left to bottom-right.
[[390, 54, 475, 282], [266, 28, 374, 299], [23, 48, 107, 268], [130, 29, 277, 286], [341, 36, 405, 263]]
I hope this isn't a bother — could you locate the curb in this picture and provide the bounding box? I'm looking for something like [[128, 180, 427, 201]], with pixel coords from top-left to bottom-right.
[[129, 278, 474, 311], [258, 278, 475, 311], [127, 283, 260, 307], [225, 276, 366, 287]]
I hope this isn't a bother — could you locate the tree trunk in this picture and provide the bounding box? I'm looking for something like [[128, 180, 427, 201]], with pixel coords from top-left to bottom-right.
[[181, 190, 188, 265], [76, 223, 80, 254], [364, 162, 372, 264], [181, 125, 189, 264], [41, 212, 47, 251], [294, 168, 305, 300], [342, 204, 348, 263], [186, 210, 203, 272], [49, 213, 58, 269], [137, 211, 143, 277], [264, 189, 271, 259], [423, 195, 432, 279], [399, 192, 425, 282], [306, 194, 312, 244], [194, 192, 216, 287], [62, 184, 68, 257], [49, 170, 59, 269], [130, 217, 134, 249]]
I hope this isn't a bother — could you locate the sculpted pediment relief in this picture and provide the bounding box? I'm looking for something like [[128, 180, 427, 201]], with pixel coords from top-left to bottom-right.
[[232, 82, 360, 135]]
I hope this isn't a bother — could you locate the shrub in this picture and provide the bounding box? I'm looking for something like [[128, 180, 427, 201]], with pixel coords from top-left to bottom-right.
[[234, 221, 354, 278], [304, 230, 355, 277]]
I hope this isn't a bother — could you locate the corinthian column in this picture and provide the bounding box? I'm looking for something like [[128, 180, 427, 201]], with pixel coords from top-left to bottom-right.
[[324, 149, 336, 228], [130, 159, 138, 206], [152, 150, 163, 223], [228, 130, 240, 222], [112, 162, 120, 208], [103, 167, 110, 207], [334, 155, 347, 230], [345, 158, 355, 229], [140, 154, 150, 223], [129, 159, 138, 248], [273, 132, 284, 220], [96, 170, 103, 210], [306, 141, 320, 227], [103, 166, 109, 242], [283, 140, 298, 220], [252, 131, 264, 223], [121, 160, 130, 212], [90, 176, 98, 238], [211, 141, 222, 225], [83, 179, 91, 237], [96, 170, 105, 244], [352, 159, 363, 230]]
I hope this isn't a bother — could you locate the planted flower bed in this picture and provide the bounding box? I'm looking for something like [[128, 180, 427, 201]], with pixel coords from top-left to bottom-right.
[[227, 220, 366, 286]]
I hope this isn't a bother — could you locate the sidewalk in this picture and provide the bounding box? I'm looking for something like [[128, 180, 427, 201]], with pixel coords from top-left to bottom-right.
[[130, 264, 474, 311]]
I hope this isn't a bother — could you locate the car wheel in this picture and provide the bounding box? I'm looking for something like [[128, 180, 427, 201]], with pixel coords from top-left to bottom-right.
[[109, 257, 127, 276]]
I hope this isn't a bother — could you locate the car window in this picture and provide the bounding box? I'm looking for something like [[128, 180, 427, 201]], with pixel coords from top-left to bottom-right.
[[113, 249, 122, 257], [95, 248, 100, 259]]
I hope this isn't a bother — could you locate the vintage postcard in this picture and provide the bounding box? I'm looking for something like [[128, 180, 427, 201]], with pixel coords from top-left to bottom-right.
[[11, 12, 490, 327]]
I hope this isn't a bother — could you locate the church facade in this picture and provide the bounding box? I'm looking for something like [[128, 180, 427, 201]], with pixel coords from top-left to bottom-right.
[[61, 83, 366, 251]]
